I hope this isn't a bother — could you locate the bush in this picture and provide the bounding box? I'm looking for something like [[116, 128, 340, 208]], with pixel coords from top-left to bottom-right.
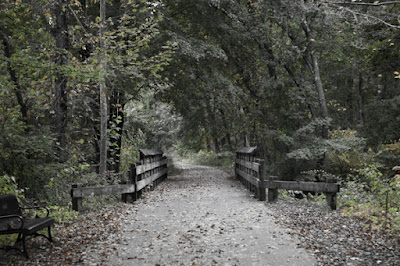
[[339, 164, 400, 234], [0, 175, 25, 198], [177, 150, 235, 168]]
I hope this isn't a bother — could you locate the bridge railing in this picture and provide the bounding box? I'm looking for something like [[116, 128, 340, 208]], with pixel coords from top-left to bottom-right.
[[235, 147, 340, 210], [235, 147, 266, 201], [71, 149, 168, 212]]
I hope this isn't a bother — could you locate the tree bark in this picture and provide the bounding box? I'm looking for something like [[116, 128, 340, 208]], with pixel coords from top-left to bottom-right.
[[300, 1, 329, 139], [357, 72, 365, 126], [218, 109, 233, 151], [53, 0, 69, 160], [99, 0, 108, 175], [284, 64, 316, 119], [1, 36, 28, 124]]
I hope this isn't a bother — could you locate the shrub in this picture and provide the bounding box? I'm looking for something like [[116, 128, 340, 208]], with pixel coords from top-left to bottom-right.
[[339, 164, 400, 234], [0, 175, 25, 198]]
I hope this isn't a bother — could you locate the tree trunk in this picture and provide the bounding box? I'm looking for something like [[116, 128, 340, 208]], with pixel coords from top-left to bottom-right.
[[357, 72, 365, 126], [99, 0, 108, 175], [54, 0, 69, 160], [218, 109, 233, 151], [300, 1, 329, 139], [284, 64, 316, 119], [1, 36, 28, 124]]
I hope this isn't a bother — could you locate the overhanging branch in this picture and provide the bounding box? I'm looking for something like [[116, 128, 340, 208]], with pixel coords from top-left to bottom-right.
[[324, 1, 400, 6]]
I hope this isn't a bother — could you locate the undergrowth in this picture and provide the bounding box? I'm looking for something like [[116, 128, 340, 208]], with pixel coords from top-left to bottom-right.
[[174, 150, 235, 168], [275, 164, 400, 235], [338, 164, 400, 234]]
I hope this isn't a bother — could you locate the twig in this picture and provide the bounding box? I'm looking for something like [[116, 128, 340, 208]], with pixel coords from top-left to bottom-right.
[[68, 5, 88, 34], [332, 4, 400, 28], [324, 1, 400, 6]]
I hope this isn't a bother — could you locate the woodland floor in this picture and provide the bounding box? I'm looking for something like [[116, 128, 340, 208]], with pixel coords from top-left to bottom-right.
[[1, 164, 399, 265]]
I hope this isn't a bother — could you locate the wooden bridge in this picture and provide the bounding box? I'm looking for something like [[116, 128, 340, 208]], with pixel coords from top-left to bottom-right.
[[71, 147, 339, 212]]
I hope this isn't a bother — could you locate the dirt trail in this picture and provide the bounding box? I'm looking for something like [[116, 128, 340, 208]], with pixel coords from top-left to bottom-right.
[[91, 164, 316, 265]]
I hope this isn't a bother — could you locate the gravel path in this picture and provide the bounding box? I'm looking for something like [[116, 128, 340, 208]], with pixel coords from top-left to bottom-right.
[[92, 163, 316, 265], [3, 163, 398, 265]]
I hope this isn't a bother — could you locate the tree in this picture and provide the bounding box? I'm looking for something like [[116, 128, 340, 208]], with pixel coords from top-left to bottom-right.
[[99, 0, 107, 175], [53, 0, 69, 160]]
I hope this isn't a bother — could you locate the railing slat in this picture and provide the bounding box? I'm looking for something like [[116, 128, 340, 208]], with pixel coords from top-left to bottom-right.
[[235, 158, 260, 172], [136, 159, 168, 175], [136, 168, 168, 191], [72, 184, 136, 198], [71, 149, 168, 212], [236, 168, 259, 186], [234, 146, 339, 209], [267, 180, 340, 193]]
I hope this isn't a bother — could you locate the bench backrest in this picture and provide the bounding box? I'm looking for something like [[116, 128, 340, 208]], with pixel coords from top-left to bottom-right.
[[0, 194, 22, 216]]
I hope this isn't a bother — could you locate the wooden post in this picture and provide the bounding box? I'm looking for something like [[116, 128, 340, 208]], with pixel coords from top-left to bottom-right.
[[325, 177, 338, 210], [150, 155, 155, 191], [163, 156, 168, 181], [258, 159, 266, 201], [235, 153, 239, 181], [121, 180, 127, 202], [132, 163, 140, 201], [121, 180, 134, 203], [268, 176, 279, 202], [71, 183, 83, 212]]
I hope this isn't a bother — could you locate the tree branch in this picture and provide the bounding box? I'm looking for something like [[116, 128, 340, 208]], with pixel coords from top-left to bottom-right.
[[68, 5, 88, 34], [336, 5, 400, 28], [30, 0, 53, 34], [324, 1, 400, 6]]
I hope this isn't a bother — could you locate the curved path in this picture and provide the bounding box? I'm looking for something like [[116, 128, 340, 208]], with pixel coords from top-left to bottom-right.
[[100, 164, 316, 265]]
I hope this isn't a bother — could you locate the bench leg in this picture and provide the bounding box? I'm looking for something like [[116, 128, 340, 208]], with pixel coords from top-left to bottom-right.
[[12, 227, 53, 259], [14, 233, 29, 259], [48, 226, 53, 242], [22, 235, 28, 259]]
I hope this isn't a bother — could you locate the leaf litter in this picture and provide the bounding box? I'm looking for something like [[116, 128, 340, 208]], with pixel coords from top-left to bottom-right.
[[1, 164, 398, 265]]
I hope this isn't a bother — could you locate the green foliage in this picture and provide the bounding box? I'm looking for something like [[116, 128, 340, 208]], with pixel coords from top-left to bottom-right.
[[48, 205, 79, 225], [325, 129, 366, 178], [339, 164, 400, 234], [363, 97, 400, 147], [298, 169, 337, 182], [0, 175, 25, 198], [374, 140, 400, 168], [175, 150, 234, 168], [122, 90, 182, 168]]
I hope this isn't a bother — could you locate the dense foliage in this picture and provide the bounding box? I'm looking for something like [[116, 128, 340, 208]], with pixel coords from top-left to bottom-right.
[[0, 0, 399, 231]]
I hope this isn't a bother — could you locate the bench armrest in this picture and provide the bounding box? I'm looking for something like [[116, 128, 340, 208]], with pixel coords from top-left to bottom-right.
[[21, 206, 50, 217], [0, 214, 24, 230]]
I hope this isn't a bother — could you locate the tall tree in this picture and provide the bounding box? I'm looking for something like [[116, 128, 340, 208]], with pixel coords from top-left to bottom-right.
[[300, 0, 329, 139], [53, 0, 69, 160], [99, 0, 107, 175]]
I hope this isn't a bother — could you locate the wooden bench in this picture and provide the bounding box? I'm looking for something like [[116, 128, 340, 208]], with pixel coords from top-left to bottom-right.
[[0, 194, 55, 258]]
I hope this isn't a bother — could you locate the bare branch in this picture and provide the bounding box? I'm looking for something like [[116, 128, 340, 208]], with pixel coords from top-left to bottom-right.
[[68, 5, 88, 34], [336, 5, 400, 28], [324, 1, 400, 6]]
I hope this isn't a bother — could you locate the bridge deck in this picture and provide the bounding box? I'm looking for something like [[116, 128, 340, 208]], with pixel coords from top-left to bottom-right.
[[96, 164, 316, 265]]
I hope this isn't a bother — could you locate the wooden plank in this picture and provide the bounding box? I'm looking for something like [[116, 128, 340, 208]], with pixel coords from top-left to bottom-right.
[[136, 159, 168, 175], [139, 149, 163, 157], [72, 183, 83, 212], [235, 158, 260, 172], [236, 168, 259, 187], [236, 146, 257, 155], [136, 168, 168, 191], [258, 159, 266, 201], [72, 184, 136, 198], [267, 180, 340, 193]]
